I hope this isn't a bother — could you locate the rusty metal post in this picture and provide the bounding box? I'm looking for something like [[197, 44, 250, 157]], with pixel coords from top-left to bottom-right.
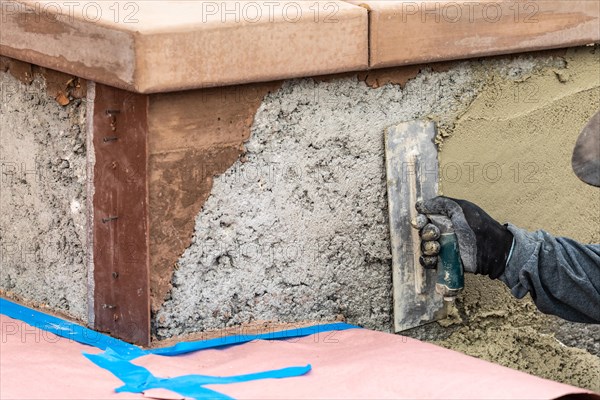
[[91, 83, 150, 346]]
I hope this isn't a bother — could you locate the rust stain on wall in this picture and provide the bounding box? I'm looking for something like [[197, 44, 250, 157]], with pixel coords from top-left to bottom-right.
[[147, 81, 282, 312], [1, 56, 33, 84], [0, 56, 86, 104], [357, 61, 460, 89], [358, 65, 421, 89], [38, 67, 87, 104], [356, 48, 568, 89]]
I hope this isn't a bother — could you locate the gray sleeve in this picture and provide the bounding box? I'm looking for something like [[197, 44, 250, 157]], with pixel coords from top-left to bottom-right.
[[499, 224, 600, 323]]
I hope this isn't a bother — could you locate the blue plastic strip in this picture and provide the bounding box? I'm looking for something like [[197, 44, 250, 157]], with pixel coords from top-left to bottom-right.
[[148, 322, 357, 357], [2, 297, 357, 400], [0, 297, 144, 359], [1, 297, 358, 360], [84, 348, 311, 400]]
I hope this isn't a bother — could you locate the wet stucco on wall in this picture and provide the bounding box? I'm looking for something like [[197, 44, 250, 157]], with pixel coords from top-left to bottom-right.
[[156, 46, 600, 390], [428, 45, 600, 391], [155, 62, 483, 338], [0, 69, 88, 322], [0, 46, 597, 390]]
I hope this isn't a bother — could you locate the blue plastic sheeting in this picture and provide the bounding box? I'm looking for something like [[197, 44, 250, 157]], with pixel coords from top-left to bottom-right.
[[84, 348, 312, 400], [0, 297, 144, 358], [1, 297, 357, 360], [1, 297, 359, 399], [149, 322, 358, 357]]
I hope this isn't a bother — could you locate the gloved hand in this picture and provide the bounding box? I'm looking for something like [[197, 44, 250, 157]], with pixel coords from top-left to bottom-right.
[[412, 196, 514, 279]]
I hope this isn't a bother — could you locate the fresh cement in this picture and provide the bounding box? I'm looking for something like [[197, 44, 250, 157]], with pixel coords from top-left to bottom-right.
[[1, 47, 596, 389], [156, 46, 600, 390], [430, 45, 600, 391], [0, 70, 88, 322], [155, 62, 483, 337]]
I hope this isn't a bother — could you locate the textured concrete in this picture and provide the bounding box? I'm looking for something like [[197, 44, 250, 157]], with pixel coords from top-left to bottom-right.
[[0, 70, 88, 321], [155, 65, 480, 338], [421, 45, 600, 391], [156, 46, 600, 390], [155, 51, 567, 338], [147, 82, 281, 313], [438, 47, 600, 242]]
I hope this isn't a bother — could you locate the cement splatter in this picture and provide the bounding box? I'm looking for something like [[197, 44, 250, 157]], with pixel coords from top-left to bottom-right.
[[154, 47, 599, 389], [156, 51, 568, 338], [156, 64, 482, 338], [0, 70, 88, 322]]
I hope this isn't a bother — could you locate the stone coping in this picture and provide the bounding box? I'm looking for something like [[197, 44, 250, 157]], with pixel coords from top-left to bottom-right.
[[1, 0, 598, 93]]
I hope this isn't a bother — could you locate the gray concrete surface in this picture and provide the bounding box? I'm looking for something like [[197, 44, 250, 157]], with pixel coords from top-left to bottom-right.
[[155, 54, 565, 338], [154, 72, 475, 338], [0, 70, 88, 322], [551, 318, 600, 357], [155, 48, 600, 390], [0, 48, 597, 391]]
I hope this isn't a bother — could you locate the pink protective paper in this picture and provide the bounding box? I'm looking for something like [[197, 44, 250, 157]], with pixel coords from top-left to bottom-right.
[[0, 314, 595, 399]]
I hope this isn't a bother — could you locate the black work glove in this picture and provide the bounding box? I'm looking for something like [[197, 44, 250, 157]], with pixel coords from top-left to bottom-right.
[[413, 196, 514, 279]]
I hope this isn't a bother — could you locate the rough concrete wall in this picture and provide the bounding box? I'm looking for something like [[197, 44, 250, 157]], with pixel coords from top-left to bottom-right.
[[0, 69, 88, 322], [147, 83, 281, 313], [156, 49, 564, 336], [426, 45, 600, 391], [155, 62, 482, 337], [156, 46, 600, 390]]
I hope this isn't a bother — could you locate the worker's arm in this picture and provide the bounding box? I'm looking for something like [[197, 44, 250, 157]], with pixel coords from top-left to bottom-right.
[[501, 224, 600, 323], [416, 196, 600, 324]]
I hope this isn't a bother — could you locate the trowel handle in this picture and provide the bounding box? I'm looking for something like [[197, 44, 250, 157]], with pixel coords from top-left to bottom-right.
[[437, 232, 464, 301], [428, 215, 464, 301]]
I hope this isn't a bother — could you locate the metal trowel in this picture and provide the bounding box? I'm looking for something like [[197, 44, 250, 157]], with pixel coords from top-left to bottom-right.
[[385, 120, 464, 332]]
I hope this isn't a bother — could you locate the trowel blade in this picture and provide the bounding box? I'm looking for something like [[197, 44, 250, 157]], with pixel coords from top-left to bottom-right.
[[385, 120, 446, 332], [572, 110, 600, 187]]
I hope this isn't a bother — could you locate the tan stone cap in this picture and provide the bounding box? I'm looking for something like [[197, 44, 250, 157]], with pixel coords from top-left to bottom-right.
[[1, 0, 368, 93], [1, 0, 598, 94], [349, 1, 600, 68]]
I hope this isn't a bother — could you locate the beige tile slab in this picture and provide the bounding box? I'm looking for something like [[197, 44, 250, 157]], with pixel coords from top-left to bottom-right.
[[347, 1, 600, 68], [1, 1, 368, 93]]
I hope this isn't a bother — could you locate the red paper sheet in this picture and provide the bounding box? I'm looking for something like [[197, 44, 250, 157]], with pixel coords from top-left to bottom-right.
[[0, 314, 596, 399]]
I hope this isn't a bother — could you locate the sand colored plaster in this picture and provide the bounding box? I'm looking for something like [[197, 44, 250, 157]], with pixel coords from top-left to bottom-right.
[[429, 45, 600, 391], [434, 276, 600, 392], [439, 46, 600, 241], [157, 46, 599, 390]]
